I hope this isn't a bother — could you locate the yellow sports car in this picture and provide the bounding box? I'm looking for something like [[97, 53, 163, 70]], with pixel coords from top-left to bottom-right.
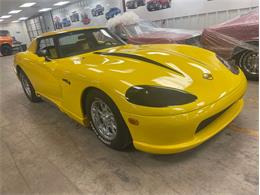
[[14, 27, 247, 154]]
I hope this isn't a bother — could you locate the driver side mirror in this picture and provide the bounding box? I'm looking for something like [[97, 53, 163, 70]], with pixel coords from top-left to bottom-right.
[[37, 49, 51, 62]]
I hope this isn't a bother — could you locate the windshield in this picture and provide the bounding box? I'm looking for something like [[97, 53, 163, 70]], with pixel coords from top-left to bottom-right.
[[122, 21, 159, 36], [57, 28, 125, 58], [0, 30, 10, 36]]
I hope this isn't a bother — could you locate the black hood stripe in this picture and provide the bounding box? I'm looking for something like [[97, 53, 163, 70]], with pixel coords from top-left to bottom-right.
[[94, 52, 184, 76]]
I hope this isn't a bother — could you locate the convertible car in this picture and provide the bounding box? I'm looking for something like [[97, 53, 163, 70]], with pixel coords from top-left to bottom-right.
[[14, 27, 246, 154]]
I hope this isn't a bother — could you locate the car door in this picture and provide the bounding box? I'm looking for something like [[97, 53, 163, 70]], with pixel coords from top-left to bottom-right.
[[30, 36, 62, 104]]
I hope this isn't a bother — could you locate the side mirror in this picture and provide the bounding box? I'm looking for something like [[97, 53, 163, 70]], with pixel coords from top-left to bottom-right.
[[37, 49, 51, 62]]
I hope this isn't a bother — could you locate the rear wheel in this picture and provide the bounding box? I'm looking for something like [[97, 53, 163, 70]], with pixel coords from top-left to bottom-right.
[[19, 70, 42, 102], [236, 50, 259, 80], [1, 44, 12, 56], [85, 89, 132, 150]]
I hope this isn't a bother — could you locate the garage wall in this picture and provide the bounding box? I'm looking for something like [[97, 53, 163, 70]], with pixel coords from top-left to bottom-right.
[[126, 0, 258, 21], [0, 22, 30, 44], [153, 6, 258, 30]]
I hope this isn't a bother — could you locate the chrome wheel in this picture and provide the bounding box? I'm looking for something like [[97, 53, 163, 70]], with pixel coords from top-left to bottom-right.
[[90, 98, 117, 140], [240, 51, 259, 75], [21, 74, 32, 97]]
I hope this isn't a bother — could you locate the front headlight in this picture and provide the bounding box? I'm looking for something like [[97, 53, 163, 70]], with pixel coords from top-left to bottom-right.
[[125, 85, 197, 107], [217, 56, 239, 75]]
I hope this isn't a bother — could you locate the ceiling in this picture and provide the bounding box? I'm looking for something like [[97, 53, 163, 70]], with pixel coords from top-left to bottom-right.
[[0, 0, 79, 23]]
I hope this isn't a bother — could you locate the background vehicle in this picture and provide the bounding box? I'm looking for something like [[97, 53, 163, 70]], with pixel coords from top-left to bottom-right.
[[62, 18, 72, 27], [201, 10, 259, 80], [70, 11, 80, 22], [109, 20, 201, 45], [91, 4, 104, 17], [126, 0, 146, 9], [105, 7, 121, 20], [54, 16, 63, 29], [81, 13, 91, 25], [0, 30, 13, 56], [147, 0, 171, 11]]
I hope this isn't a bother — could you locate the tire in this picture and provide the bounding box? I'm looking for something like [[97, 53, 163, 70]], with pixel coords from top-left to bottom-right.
[[1, 44, 12, 56], [85, 89, 132, 150], [236, 50, 259, 81], [163, 3, 167, 9], [19, 70, 42, 102], [134, 1, 138, 8]]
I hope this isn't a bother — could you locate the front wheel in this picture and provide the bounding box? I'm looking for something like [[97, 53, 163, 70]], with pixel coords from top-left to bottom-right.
[[1, 44, 12, 56], [237, 50, 259, 81], [19, 70, 42, 102], [85, 90, 132, 150]]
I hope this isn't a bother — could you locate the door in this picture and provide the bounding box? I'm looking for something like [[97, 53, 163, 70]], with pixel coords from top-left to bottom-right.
[[31, 37, 62, 103]]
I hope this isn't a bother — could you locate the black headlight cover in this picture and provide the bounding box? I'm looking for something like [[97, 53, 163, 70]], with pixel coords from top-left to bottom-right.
[[217, 56, 239, 75], [125, 85, 197, 107]]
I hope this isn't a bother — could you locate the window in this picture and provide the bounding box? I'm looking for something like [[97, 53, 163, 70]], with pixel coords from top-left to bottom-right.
[[57, 28, 124, 58], [37, 37, 58, 59]]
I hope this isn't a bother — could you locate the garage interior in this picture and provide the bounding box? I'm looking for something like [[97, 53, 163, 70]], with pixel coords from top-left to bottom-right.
[[0, 0, 259, 194]]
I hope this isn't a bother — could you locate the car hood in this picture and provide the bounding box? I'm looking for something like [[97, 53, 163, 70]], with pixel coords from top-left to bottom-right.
[[72, 44, 245, 115]]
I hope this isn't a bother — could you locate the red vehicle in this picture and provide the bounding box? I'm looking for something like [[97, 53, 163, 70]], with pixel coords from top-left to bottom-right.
[[111, 21, 201, 45], [147, 0, 171, 11], [201, 10, 259, 80], [0, 30, 13, 56], [81, 13, 91, 25]]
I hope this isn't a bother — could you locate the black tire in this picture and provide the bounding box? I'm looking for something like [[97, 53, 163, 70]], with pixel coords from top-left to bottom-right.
[[236, 50, 259, 81], [134, 1, 138, 8], [1, 44, 12, 56], [167, 1, 171, 8], [19, 70, 42, 103], [85, 89, 132, 150]]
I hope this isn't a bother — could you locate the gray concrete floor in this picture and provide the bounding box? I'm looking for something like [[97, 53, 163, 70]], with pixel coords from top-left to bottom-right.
[[0, 55, 258, 195]]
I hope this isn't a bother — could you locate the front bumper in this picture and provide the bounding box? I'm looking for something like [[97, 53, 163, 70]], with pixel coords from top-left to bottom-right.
[[122, 77, 246, 154]]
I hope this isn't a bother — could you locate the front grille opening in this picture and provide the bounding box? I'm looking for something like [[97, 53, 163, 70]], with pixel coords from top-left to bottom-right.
[[196, 104, 233, 134]]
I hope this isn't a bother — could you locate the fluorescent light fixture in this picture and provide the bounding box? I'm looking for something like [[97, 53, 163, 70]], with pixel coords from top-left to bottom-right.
[[19, 17, 28, 20], [0, 15, 12, 19], [20, 2, 36, 7], [12, 20, 20, 23], [9, 10, 22, 14], [54, 1, 70, 6], [0, 19, 4, 22], [39, 8, 52, 12]]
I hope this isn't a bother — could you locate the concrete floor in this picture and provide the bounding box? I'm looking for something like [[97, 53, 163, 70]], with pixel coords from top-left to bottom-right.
[[0, 55, 258, 195]]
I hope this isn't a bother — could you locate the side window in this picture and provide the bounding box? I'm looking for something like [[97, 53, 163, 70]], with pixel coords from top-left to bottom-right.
[[92, 29, 119, 45], [58, 32, 90, 57], [37, 37, 58, 59]]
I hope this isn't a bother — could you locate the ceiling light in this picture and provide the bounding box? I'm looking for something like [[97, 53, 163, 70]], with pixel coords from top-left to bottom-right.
[[0, 19, 4, 22], [54, 1, 70, 6], [12, 20, 20, 23], [9, 10, 22, 14], [39, 8, 52, 12], [0, 15, 12, 19], [20, 2, 36, 7], [19, 17, 28, 20]]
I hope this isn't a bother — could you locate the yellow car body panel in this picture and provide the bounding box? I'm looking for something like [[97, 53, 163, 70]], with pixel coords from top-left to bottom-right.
[[14, 27, 247, 154]]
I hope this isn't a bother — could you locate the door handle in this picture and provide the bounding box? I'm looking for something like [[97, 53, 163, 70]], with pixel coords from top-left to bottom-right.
[[62, 78, 71, 85]]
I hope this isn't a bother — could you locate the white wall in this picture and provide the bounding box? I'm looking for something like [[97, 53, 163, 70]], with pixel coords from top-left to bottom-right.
[[128, 0, 258, 21], [153, 7, 258, 30], [169, 0, 258, 18], [0, 22, 30, 45]]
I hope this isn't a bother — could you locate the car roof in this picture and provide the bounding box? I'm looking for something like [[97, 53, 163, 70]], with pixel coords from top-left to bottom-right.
[[38, 26, 105, 38]]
